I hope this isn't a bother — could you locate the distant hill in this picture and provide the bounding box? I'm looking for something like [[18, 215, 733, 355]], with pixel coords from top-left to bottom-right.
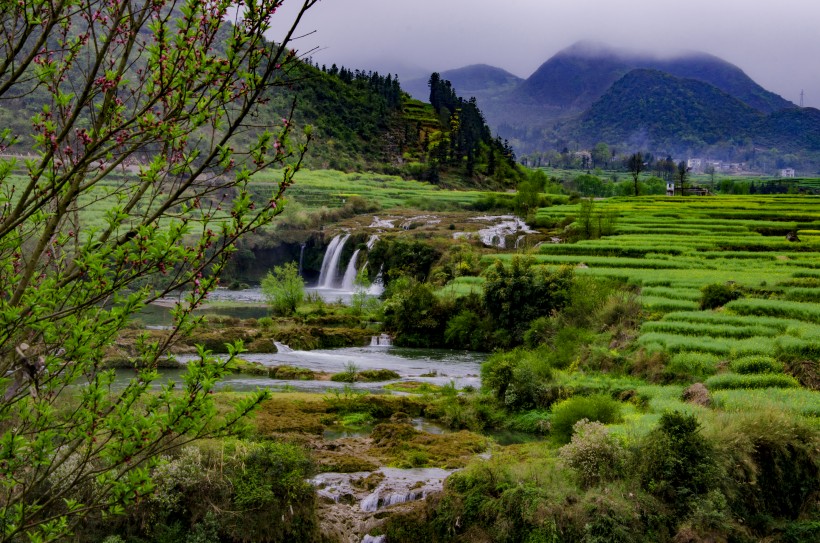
[[0, 46, 524, 188], [403, 64, 522, 103], [569, 69, 764, 149], [566, 68, 820, 155], [512, 41, 792, 114], [366, 41, 811, 160]]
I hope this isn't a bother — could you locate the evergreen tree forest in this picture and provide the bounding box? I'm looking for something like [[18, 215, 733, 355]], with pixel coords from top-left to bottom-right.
[[425, 73, 521, 187]]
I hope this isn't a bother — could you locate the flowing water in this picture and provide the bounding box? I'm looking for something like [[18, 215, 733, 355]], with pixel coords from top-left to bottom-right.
[[112, 345, 484, 393], [311, 467, 456, 513], [317, 234, 351, 288]]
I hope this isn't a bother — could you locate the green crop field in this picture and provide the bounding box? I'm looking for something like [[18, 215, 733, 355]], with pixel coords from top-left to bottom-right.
[[253, 168, 498, 210], [526, 196, 820, 373]]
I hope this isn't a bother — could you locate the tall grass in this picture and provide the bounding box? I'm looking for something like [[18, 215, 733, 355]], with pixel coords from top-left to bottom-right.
[[711, 388, 820, 417]]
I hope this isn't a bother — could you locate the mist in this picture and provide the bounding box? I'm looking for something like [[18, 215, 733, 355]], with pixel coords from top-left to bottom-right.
[[270, 0, 820, 108]]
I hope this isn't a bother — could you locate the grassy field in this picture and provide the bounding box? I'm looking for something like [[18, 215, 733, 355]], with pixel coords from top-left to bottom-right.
[[253, 168, 500, 211], [529, 196, 820, 380]]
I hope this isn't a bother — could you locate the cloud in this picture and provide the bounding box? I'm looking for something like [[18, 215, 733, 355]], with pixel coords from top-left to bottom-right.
[[270, 0, 820, 107]]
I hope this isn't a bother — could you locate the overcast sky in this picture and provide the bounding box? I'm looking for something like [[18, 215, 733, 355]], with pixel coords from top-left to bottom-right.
[[271, 0, 820, 108]]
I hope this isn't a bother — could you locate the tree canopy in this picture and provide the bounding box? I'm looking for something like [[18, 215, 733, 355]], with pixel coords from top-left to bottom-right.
[[0, 0, 317, 539]]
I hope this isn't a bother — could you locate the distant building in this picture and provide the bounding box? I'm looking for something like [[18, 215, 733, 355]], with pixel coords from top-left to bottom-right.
[[780, 168, 796, 178], [666, 181, 676, 196], [687, 158, 703, 171]]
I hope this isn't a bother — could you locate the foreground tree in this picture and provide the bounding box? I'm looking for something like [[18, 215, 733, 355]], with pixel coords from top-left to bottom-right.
[[0, 0, 317, 540]]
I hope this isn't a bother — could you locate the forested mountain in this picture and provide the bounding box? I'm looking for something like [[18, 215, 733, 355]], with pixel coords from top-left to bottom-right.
[[410, 41, 820, 166], [569, 69, 764, 149], [403, 64, 522, 104], [567, 69, 820, 154], [512, 41, 792, 114], [0, 41, 523, 188]]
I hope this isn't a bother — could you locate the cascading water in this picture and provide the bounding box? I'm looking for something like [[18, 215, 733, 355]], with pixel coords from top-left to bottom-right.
[[317, 234, 350, 288], [341, 249, 361, 290], [298, 243, 306, 275], [366, 234, 379, 250], [370, 334, 391, 347], [367, 268, 385, 296], [273, 341, 293, 353]]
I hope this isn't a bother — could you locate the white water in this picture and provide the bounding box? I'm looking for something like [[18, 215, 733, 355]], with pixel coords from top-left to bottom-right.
[[273, 341, 293, 353], [116, 346, 485, 394], [311, 467, 455, 513], [473, 216, 536, 248], [369, 217, 395, 229], [367, 268, 385, 297], [341, 249, 361, 291], [317, 234, 350, 288], [366, 234, 379, 250], [370, 334, 391, 347], [362, 536, 386, 543]]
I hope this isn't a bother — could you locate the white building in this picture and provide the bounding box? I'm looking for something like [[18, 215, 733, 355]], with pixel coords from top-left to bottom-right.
[[780, 168, 796, 178]]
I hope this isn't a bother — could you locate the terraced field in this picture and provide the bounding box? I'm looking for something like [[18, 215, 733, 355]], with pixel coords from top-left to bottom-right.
[[502, 195, 820, 394], [253, 169, 499, 210]]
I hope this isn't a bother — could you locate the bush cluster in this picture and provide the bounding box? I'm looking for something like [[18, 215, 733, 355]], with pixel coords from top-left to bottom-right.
[[91, 440, 318, 543]]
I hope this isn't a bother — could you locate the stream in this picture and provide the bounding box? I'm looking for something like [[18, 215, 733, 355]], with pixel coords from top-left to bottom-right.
[[113, 344, 485, 393]]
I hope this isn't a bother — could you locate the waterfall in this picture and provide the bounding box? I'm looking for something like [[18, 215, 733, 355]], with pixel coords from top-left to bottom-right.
[[273, 341, 293, 353], [298, 243, 306, 275], [366, 234, 379, 250], [317, 234, 349, 288], [341, 249, 361, 290], [370, 334, 391, 347], [362, 536, 386, 543], [360, 489, 427, 512], [368, 268, 385, 296]]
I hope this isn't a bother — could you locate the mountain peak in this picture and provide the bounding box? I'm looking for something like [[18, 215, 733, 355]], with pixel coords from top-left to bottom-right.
[[514, 42, 792, 114], [556, 40, 642, 60]]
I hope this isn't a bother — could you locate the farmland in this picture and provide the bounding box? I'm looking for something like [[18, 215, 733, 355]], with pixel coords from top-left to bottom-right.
[[529, 196, 820, 378]]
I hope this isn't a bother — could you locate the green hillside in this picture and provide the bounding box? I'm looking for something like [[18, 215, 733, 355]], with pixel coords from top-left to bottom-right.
[[0, 21, 522, 189], [572, 69, 764, 148], [570, 69, 820, 155]]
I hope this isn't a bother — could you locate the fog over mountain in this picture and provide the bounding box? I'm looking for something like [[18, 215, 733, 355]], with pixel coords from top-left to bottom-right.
[[270, 0, 820, 109]]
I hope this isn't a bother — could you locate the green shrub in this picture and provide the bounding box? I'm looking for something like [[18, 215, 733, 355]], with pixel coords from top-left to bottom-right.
[[705, 373, 800, 390], [134, 441, 317, 542], [700, 283, 741, 310], [558, 419, 626, 487], [257, 316, 274, 329], [712, 410, 820, 527], [330, 362, 359, 383], [261, 262, 305, 316], [780, 521, 820, 543], [444, 309, 488, 350], [481, 348, 553, 410], [505, 410, 551, 434], [729, 355, 784, 374], [638, 411, 718, 516], [550, 394, 623, 443], [356, 369, 401, 382]]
